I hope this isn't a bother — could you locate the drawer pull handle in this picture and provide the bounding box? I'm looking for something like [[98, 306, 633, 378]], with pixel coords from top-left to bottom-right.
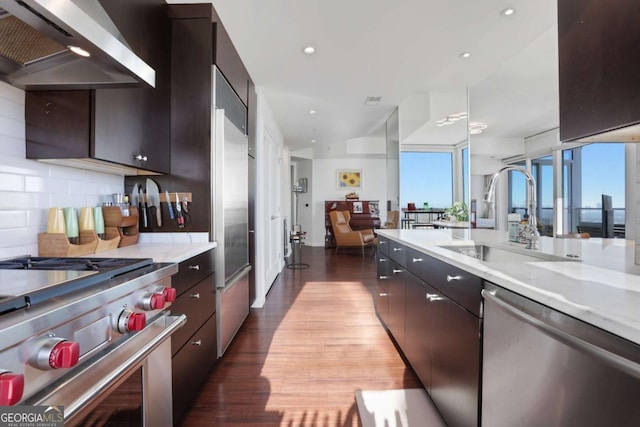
[[446, 275, 462, 282], [379, 258, 388, 262], [379, 241, 387, 245], [392, 269, 403, 274], [189, 293, 200, 299], [426, 293, 444, 302], [379, 292, 388, 297], [412, 258, 423, 263], [379, 275, 389, 279], [188, 265, 200, 270], [393, 247, 402, 252], [192, 340, 202, 346]]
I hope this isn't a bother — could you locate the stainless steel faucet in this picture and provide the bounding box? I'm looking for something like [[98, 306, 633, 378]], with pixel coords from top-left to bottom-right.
[[484, 165, 540, 250]]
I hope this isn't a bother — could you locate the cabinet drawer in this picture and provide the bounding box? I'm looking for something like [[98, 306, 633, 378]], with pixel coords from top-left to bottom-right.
[[406, 247, 482, 317], [378, 235, 390, 256], [377, 255, 391, 281], [169, 274, 216, 355], [172, 314, 217, 422], [389, 239, 406, 265], [375, 283, 390, 327], [173, 249, 215, 296]]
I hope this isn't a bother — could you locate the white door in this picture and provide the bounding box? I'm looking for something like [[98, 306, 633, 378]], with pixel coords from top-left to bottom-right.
[[264, 128, 281, 290]]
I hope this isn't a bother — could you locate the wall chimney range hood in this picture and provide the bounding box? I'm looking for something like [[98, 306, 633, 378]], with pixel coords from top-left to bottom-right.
[[0, 0, 155, 89]]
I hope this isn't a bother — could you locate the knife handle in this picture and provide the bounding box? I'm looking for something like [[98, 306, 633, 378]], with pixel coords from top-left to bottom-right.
[[156, 206, 162, 227]]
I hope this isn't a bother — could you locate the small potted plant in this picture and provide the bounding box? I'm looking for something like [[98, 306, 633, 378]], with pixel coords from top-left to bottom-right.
[[445, 201, 469, 222]]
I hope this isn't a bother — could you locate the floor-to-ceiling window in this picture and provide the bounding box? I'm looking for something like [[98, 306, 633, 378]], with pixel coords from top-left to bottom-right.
[[506, 142, 625, 237], [564, 143, 625, 236], [400, 151, 453, 209]]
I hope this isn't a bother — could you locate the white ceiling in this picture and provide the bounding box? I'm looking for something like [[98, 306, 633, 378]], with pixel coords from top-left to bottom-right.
[[173, 0, 559, 152]]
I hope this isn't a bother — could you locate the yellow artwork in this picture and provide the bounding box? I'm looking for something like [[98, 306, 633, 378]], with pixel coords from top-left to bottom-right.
[[337, 169, 362, 190]]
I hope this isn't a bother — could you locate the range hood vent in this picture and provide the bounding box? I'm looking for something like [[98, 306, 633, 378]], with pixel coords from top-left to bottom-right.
[[0, 0, 155, 89]]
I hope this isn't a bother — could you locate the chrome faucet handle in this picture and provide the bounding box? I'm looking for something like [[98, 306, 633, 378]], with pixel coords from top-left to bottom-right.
[[523, 224, 540, 250]]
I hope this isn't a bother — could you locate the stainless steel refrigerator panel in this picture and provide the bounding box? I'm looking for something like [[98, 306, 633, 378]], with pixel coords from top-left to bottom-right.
[[482, 283, 640, 427], [216, 265, 251, 357], [212, 66, 249, 288]]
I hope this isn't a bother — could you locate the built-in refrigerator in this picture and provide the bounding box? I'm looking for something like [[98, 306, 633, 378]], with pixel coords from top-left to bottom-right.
[[212, 66, 251, 357]]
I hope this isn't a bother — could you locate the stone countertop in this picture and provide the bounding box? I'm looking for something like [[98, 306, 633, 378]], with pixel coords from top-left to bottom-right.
[[91, 232, 217, 263], [376, 228, 640, 346]]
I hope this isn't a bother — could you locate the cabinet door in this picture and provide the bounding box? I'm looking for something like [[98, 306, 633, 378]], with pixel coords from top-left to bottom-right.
[[403, 273, 433, 391], [172, 314, 217, 423], [93, 89, 144, 167], [25, 91, 91, 159], [388, 260, 406, 348], [431, 294, 481, 427], [559, 0, 640, 141], [375, 255, 392, 327]]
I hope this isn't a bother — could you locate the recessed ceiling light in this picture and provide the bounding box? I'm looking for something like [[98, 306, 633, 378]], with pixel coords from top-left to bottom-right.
[[364, 96, 382, 106], [459, 52, 471, 59], [303, 46, 316, 55], [309, 110, 316, 115], [311, 139, 316, 143], [68, 45, 90, 57], [500, 8, 515, 16]]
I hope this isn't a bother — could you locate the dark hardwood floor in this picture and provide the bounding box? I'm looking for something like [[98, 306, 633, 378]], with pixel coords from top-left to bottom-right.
[[178, 246, 421, 426]]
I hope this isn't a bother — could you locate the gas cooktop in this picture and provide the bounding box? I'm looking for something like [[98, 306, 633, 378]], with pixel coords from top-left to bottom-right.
[[0, 256, 155, 315]]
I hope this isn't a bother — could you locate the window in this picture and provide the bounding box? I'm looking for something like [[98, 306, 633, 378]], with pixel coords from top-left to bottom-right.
[[400, 151, 453, 209], [565, 143, 625, 236], [507, 144, 625, 237]]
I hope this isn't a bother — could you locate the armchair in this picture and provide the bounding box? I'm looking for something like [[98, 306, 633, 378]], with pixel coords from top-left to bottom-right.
[[329, 210, 377, 255]]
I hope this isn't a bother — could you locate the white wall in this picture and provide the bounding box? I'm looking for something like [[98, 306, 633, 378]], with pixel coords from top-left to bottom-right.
[[0, 81, 123, 258], [303, 157, 387, 247], [253, 89, 286, 307]]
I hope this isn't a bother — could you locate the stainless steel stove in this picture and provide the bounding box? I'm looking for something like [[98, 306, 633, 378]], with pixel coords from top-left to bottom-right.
[[0, 256, 184, 427]]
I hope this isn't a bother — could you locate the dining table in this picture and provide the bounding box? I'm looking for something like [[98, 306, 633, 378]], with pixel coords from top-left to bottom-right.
[[401, 208, 446, 228]]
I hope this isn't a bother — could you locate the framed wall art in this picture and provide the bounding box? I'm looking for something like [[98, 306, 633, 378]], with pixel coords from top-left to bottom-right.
[[337, 169, 362, 190]]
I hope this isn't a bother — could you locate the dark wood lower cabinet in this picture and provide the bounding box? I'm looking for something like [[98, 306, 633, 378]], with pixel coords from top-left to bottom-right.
[[430, 294, 481, 427], [172, 314, 217, 424], [403, 273, 434, 391], [169, 249, 217, 425], [387, 260, 406, 349], [375, 238, 482, 427]]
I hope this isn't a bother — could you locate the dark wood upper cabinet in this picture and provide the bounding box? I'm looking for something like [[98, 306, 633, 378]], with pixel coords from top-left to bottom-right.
[[213, 20, 250, 106], [559, 0, 640, 142], [25, 0, 172, 174]]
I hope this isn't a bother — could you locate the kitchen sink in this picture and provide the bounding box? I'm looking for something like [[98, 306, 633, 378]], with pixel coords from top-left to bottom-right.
[[437, 244, 579, 263]]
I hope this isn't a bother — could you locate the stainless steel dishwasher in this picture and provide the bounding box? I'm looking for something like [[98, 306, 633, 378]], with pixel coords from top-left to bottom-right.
[[482, 283, 640, 427]]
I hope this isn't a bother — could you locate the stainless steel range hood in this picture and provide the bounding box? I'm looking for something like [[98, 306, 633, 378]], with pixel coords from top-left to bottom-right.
[[0, 0, 155, 89]]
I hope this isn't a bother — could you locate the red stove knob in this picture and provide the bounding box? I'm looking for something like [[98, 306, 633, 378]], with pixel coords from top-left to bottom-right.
[[163, 287, 177, 303], [0, 371, 24, 406], [138, 292, 165, 311], [115, 310, 147, 333], [49, 341, 80, 369], [29, 338, 80, 370]]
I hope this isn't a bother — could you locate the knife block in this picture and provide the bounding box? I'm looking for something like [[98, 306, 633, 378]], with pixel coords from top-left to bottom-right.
[[103, 206, 139, 247]]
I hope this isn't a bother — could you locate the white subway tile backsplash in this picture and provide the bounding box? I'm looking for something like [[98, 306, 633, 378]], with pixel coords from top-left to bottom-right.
[[0, 211, 28, 229], [0, 135, 26, 158], [0, 95, 24, 122], [0, 116, 25, 141], [0, 81, 24, 105], [0, 173, 24, 191], [0, 228, 34, 249]]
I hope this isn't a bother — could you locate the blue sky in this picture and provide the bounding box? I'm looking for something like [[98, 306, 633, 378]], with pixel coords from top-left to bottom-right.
[[400, 152, 453, 209]]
